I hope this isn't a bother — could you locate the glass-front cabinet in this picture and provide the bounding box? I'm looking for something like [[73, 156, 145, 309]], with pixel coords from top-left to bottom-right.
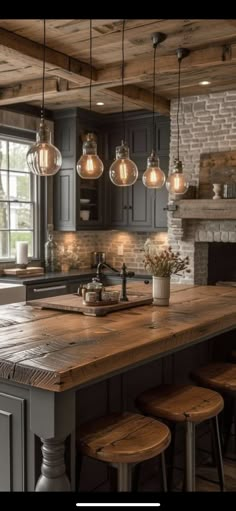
[[53, 109, 104, 231]]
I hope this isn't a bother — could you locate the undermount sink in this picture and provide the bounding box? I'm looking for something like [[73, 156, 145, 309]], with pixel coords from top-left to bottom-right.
[[0, 283, 26, 305]]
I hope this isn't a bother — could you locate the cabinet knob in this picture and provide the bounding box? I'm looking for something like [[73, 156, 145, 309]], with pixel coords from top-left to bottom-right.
[[123, 205, 127, 210], [128, 205, 133, 210]]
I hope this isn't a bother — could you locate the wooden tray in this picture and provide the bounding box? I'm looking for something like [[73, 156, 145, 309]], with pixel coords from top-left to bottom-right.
[[27, 292, 153, 316], [3, 267, 44, 277]]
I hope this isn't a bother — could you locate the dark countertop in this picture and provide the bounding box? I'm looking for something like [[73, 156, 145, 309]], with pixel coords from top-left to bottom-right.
[[0, 268, 151, 285], [0, 269, 96, 285]]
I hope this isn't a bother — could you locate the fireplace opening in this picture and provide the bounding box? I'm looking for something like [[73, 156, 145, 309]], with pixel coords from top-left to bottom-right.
[[208, 242, 236, 284]]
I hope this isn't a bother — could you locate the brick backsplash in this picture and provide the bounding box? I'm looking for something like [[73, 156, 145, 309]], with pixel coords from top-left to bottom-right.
[[168, 90, 236, 284], [53, 230, 168, 273]]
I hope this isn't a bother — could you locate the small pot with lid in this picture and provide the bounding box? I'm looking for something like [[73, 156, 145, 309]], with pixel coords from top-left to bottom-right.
[[91, 251, 106, 268]]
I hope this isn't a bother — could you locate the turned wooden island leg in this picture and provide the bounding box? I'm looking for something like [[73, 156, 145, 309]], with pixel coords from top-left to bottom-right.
[[30, 387, 76, 492]]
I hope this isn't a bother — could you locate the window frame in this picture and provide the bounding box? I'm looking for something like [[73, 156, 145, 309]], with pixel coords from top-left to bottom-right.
[[0, 129, 41, 262]]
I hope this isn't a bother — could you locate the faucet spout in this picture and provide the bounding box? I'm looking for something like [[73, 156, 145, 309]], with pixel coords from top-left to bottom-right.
[[96, 261, 135, 301], [96, 261, 120, 281]]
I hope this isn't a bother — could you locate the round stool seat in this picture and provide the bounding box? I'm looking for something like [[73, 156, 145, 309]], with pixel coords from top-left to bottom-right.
[[78, 412, 171, 464], [192, 362, 236, 394], [136, 384, 224, 423]]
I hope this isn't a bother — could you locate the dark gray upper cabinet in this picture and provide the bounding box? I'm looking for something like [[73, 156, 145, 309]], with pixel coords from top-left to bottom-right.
[[53, 109, 170, 232], [53, 109, 105, 231], [105, 113, 169, 231]]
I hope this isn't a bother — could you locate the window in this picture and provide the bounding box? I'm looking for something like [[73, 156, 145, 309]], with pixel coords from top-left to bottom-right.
[[0, 135, 39, 261]]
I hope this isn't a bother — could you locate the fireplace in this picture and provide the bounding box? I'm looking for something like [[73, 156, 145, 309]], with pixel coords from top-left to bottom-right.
[[208, 242, 236, 284]]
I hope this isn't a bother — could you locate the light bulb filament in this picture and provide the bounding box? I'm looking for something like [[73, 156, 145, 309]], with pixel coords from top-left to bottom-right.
[[86, 156, 94, 172], [120, 159, 128, 183]]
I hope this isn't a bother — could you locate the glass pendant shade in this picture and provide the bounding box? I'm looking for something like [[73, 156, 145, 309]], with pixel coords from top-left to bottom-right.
[[142, 150, 166, 189], [166, 159, 189, 195], [26, 122, 62, 176], [109, 141, 138, 187], [77, 133, 104, 179]]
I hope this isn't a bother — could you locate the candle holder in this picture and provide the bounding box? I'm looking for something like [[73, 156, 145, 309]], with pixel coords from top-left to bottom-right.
[[213, 183, 223, 200]]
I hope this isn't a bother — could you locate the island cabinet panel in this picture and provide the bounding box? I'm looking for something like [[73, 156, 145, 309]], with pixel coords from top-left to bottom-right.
[[0, 392, 25, 491]]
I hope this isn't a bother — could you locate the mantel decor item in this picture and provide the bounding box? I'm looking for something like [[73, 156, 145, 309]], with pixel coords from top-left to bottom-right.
[[26, 19, 62, 176], [213, 183, 223, 199], [143, 239, 190, 305]]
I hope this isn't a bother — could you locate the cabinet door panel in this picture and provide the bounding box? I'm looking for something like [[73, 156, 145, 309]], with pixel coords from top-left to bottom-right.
[[54, 168, 75, 231], [0, 393, 25, 491], [129, 123, 151, 158], [109, 182, 128, 227], [128, 176, 153, 229]]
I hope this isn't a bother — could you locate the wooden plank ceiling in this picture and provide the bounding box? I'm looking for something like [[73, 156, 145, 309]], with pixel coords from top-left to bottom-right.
[[0, 19, 235, 115]]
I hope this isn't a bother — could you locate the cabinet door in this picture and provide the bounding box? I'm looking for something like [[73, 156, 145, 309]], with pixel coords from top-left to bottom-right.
[[0, 393, 26, 491], [109, 179, 128, 227], [128, 170, 153, 230], [54, 166, 76, 231]]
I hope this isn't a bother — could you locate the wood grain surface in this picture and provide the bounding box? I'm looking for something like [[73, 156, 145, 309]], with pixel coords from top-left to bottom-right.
[[27, 291, 153, 316], [0, 283, 236, 392]]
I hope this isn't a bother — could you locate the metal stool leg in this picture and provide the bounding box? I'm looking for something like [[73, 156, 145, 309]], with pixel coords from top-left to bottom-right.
[[167, 423, 176, 491], [132, 463, 141, 492], [186, 422, 195, 492], [161, 452, 168, 492], [116, 463, 132, 492], [223, 396, 234, 456], [211, 416, 225, 491], [76, 453, 83, 492]]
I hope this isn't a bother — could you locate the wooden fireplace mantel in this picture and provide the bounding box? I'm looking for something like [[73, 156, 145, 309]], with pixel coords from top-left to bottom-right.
[[173, 199, 236, 219]]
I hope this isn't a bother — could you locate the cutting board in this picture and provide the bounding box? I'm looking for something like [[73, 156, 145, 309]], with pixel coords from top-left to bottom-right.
[[27, 292, 153, 316], [3, 267, 44, 277]]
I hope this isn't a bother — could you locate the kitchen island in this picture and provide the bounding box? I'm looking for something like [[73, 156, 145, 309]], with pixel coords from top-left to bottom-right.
[[0, 283, 236, 491]]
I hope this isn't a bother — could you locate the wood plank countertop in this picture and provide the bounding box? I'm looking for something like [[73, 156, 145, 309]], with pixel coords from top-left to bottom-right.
[[0, 283, 236, 393]]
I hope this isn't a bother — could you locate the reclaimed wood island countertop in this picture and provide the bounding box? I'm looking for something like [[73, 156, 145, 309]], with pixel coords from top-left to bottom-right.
[[1, 283, 236, 393]]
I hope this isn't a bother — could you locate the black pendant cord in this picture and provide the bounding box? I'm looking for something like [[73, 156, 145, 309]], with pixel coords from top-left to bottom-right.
[[121, 19, 125, 142], [177, 56, 181, 162], [41, 18, 46, 124], [152, 43, 157, 153], [89, 19, 92, 112]]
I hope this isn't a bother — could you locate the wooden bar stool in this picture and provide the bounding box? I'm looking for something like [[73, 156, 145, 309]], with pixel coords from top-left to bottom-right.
[[77, 412, 171, 492], [192, 362, 236, 455], [136, 384, 224, 492]]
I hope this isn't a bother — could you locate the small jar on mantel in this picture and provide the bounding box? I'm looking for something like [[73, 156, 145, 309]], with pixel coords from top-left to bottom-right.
[[212, 183, 223, 200]]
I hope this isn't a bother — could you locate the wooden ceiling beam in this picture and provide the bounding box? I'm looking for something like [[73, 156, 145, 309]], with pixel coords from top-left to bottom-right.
[[98, 45, 235, 85], [0, 27, 97, 85], [0, 78, 65, 105], [106, 85, 170, 115]]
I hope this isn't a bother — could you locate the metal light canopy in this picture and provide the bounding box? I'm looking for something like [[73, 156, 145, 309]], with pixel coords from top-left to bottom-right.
[[166, 47, 189, 196], [77, 20, 104, 180], [142, 32, 166, 189], [109, 20, 138, 187], [26, 20, 62, 176]]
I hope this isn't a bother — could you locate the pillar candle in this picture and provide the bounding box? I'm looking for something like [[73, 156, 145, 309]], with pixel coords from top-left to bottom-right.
[[16, 242, 28, 266]]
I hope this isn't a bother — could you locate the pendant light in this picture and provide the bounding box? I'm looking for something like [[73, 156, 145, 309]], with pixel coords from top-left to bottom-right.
[[142, 33, 166, 189], [166, 48, 189, 195], [109, 20, 138, 187], [77, 20, 104, 179], [26, 19, 62, 176]]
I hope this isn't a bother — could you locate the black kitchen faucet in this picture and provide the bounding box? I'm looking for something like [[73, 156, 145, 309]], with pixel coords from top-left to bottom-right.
[[96, 262, 135, 301]]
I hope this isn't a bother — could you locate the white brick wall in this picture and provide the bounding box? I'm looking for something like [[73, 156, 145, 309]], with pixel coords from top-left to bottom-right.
[[169, 90, 236, 283]]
